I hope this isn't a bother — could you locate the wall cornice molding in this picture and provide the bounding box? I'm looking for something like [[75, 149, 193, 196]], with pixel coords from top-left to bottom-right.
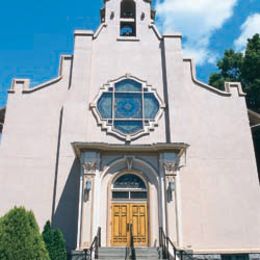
[[72, 142, 189, 158]]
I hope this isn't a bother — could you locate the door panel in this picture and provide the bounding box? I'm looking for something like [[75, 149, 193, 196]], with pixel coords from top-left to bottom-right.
[[111, 203, 148, 247], [130, 204, 148, 246], [111, 204, 129, 246]]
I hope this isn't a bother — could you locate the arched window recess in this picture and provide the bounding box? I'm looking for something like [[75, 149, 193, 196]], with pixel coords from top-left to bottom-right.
[[120, 0, 136, 37], [112, 173, 147, 200]]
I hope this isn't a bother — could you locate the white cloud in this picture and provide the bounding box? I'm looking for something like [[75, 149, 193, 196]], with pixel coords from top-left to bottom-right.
[[155, 0, 237, 65], [183, 47, 217, 65], [234, 13, 260, 51]]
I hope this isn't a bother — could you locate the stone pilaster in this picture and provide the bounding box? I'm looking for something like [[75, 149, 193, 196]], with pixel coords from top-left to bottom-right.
[[160, 152, 184, 247], [77, 151, 100, 249]]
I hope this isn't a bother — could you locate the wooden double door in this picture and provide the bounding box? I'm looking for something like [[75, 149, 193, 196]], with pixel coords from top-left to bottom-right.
[[111, 203, 148, 247]]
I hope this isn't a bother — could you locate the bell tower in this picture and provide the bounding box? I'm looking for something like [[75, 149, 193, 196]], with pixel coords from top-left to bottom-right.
[[101, 0, 155, 39]]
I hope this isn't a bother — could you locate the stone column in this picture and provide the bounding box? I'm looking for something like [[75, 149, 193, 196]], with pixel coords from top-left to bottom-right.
[[159, 154, 168, 233], [160, 152, 183, 247], [77, 151, 100, 249]]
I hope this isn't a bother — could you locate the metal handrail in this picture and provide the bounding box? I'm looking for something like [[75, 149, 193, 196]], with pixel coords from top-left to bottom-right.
[[87, 227, 101, 259], [159, 227, 177, 260], [159, 227, 196, 260], [128, 224, 136, 260]]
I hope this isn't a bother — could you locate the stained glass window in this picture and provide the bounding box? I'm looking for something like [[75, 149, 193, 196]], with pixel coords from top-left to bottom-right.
[[96, 78, 160, 136], [115, 93, 142, 118], [112, 174, 147, 200], [113, 174, 146, 189], [115, 79, 141, 91], [97, 93, 112, 119]]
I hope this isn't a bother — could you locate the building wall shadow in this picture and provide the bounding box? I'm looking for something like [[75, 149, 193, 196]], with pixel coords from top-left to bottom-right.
[[53, 158, 80, 251]]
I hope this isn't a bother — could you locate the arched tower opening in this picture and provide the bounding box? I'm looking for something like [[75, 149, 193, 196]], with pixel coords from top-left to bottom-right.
[[120, 0, 136, 37]]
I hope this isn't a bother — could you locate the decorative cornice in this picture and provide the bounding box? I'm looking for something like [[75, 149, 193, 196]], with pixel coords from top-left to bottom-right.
[[72, 142, 189, 158]]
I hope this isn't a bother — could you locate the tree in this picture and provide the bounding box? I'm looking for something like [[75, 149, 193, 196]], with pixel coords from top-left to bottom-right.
[[0, 207, 50, 260], [209, 33, 260, 113], [242, 34, 260, 111], [42, 221, 67, 260], [209, 49, 243, 90]]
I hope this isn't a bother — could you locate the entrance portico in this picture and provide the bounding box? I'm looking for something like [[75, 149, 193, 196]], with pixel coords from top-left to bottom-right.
[[72, 142, 188, 250]]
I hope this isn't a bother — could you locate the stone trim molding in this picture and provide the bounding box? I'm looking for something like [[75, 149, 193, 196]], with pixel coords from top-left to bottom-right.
[[183, 58, 246, 97], [148, 24, 162, 40], [8, 55, 71, 94], [72, 142, 189, 158], [225, 82, 246, 96], [74, 30, 94, 37], [93, 23, 107, 39]]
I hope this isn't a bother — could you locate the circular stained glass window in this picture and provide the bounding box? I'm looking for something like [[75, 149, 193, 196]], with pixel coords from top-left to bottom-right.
[[92, 77, 164, 140]]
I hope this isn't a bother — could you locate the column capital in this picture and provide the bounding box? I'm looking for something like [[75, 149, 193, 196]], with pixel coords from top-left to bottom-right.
[[160, 152, 186, 176], [82, 162, 97, 175], [162, 161, 178, 176], [80, 151, 100, 175]]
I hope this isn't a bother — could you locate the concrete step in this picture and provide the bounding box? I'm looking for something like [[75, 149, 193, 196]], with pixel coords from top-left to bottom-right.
[[98, 247, 126, 258], [98, 247, 160, 259]]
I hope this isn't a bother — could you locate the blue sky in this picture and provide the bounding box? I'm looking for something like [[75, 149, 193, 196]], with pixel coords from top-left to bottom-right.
[[0, 0, 259, 108]]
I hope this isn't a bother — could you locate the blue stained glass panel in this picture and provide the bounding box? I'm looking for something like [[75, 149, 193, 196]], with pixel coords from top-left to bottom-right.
[[114, 120, 143, 134], [115, 79, 142, 92], [97, 92, 112, 119], [115, 93, 142, 118], [114, 174, 146, 189], [144, 93, 160, 119]]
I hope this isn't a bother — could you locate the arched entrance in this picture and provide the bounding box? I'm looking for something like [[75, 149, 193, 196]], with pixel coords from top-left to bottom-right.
[[110, 173, 149, 247]]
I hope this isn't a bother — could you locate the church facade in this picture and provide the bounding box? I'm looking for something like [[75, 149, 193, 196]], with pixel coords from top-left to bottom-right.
[[0, 0, 260, 259]]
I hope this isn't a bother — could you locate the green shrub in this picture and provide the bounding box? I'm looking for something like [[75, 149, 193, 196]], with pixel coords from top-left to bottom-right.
[[42, 221, 67, 260], [0, 207, 49, 260]]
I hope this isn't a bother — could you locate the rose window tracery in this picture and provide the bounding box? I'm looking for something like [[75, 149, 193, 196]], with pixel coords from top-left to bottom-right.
[[91, 76, 164, 141]]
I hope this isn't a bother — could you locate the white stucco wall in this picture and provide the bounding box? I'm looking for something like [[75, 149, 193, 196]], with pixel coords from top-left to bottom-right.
[[0, 0, 259, 252], [0, 56, 71, 225]]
